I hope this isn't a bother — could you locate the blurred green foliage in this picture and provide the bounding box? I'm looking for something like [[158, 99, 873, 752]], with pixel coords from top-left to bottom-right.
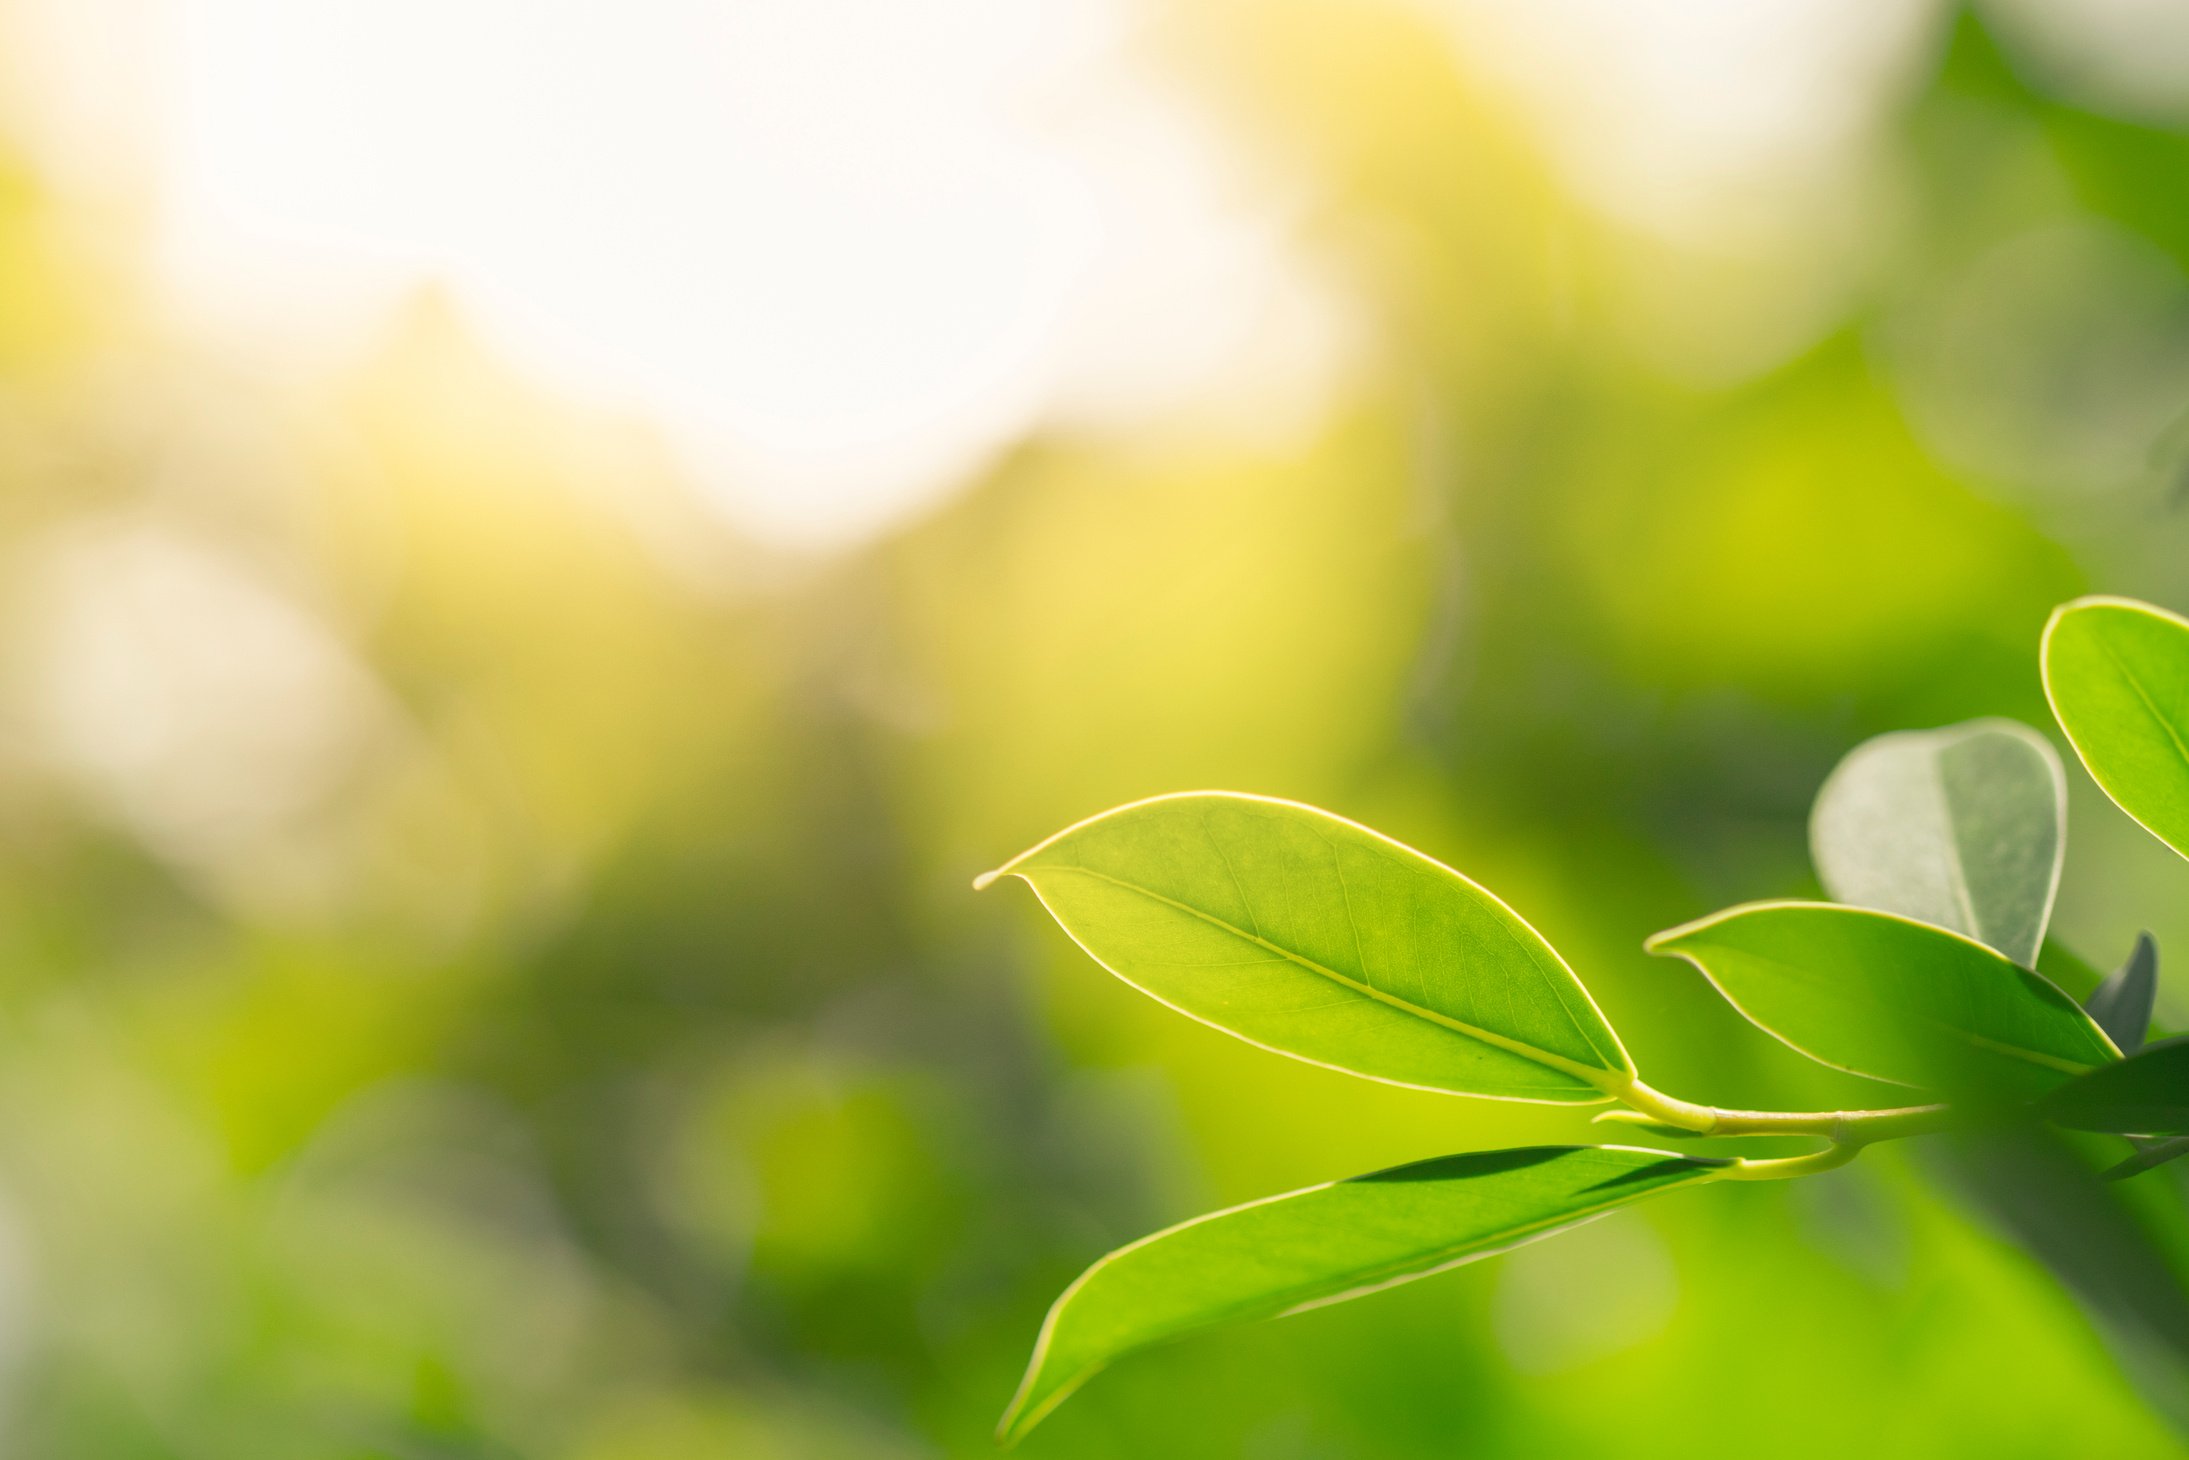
[[1, 3, 2189, 1456]]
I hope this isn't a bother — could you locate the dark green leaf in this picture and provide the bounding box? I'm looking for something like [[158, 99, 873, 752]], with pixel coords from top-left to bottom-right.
[[1000, 1145, 1724, 1441], [2088, 933, 2160, 1055], [1934, 1126, 2189, 1425], [1645, 902, 2119, 1096], [1809, 719, 2063, 967], [2044, 596, 2189, 863], [978, 793, 1631, 1102], [2105, 1137, 2189, 1182], [2041, 1038, 2189, 1134]]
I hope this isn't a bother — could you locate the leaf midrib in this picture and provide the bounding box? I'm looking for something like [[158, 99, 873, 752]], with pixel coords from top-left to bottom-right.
[[1044, 1156, 1719, 1395], [1703, 940, 2103, 1080], [2096, 633, 2189, 781], [1039, 863, 1622, 1088]]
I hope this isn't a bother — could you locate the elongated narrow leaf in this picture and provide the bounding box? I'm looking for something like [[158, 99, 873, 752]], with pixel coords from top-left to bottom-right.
[[1001, 1145, 1725, 1441], [2106, 1137, 2189, 1181], [1809, 719, 2064, 967], [2087, 933, 2161, 1055], [977, 793, 1631, 1102], [1646, 902, 2119, 1096], [2041, 1038, 2189, 1134], [2044, 596, 2189, 862]]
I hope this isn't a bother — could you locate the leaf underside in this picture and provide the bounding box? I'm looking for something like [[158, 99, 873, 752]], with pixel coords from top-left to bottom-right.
[[1000, 1145, 1724, 1442], [1809, 719, 2063, 968], [1646, 902, 2118, 1096], [982, 793, 1630, 1102]]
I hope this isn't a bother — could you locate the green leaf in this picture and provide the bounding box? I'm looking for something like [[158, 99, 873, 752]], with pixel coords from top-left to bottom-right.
[[1645, 902, 2119, 1096], [1000, 1145, 1725, 1441], [2038, 937, 2106, 1000], [2087, 932, 2160, 1056], [1809, 719, 2064, 967], [1933, 1127, 2189, 1405], [977, 793, 1631, 1102], [2105, 1136, 2189, 1182], [2040, 1038, 2189, 1134], [2043, 596, 2189, 863]]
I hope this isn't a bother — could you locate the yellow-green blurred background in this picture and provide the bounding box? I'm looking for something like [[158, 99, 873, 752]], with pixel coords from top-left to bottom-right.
[[2, 0, 2189, 1454]]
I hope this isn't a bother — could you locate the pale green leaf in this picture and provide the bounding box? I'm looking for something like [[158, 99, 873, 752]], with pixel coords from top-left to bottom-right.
[[1645, 902, 2118, 1096], [1000, 1145, 1724, 1441], [1809, 718, 2063, 967], [2044, 596, 2189, 863], [977, 793, 1631, 1102]]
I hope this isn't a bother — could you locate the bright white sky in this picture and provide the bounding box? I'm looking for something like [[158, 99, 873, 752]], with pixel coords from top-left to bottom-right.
[[3, 0, 1354, 550], [6, 0, 2161, 550]]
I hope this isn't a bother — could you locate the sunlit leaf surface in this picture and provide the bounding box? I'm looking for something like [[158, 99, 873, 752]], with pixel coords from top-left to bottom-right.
[[979, 793, 1631, 1101], [1646, 903, 2117, 1095], [1001, 1145, 1724, 1441], [2044, 597, 2189, 863]]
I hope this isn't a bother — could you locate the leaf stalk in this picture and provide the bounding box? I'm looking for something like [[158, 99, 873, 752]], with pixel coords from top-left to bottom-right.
[[1605, 1076, 1957, 1142]]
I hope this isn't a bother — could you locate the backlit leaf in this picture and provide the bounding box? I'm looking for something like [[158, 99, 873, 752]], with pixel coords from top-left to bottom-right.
[[978, 793, 1631, 1102], [1809, 718, 2063, 967], [2044, 596, 2189, 863], [1000, 1145, 1724, 1441], [1646, 902, 2118, 1096]]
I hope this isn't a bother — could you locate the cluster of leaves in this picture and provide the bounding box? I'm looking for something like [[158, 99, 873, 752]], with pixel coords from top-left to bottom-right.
[[976, 595, 2189, 1441]]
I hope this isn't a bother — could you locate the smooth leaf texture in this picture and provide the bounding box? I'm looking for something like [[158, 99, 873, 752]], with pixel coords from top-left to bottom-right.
[[1809, 718, 2064, 967], [2041, 1038, 2189, 1134], [2044, 596, 2189, 863], [1000, 1145, 1725, 1441], [2087, 933, 2160, 1056], [2106, 1136, 2189, 1182], [2038, 937, 2107, 1000], [977, 793, 1631, 1101], [1646, 903, 2119, 1095], [1933, 1128, 2189, 1403]]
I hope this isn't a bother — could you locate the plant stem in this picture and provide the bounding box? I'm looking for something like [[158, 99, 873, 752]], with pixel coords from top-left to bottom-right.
[[1721, 1141, 1866, 1180], [1606, 1076, 1957, 1142]]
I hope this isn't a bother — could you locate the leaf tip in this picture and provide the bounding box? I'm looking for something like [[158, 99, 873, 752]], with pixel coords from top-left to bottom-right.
[[971, 867, 1006, 892]]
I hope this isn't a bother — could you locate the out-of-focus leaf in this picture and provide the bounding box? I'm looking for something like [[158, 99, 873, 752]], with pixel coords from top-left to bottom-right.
[[1809, 718, 2063, 967], [2041, 1038, 2189, 1134], [1935, 1126, 2189, 1432], [977, 792, 1632, 1102], [2088, 933, 2161, 1055], [1645, 902, 2119, 1096], [2106, 1137, 2189, 1183], [2044, 596, 2189, 862], [999, 1145, 1725, 1441]]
